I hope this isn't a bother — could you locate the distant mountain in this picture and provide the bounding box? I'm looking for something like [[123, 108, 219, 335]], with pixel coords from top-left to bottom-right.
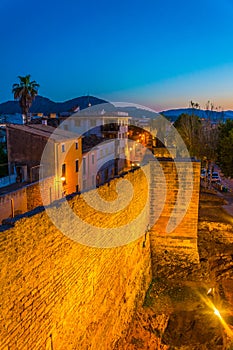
[[1, 95, 233, 123], [0, 95, 108, 115], [162, 108, 206, 119], [113, 106, 233, 122], [161, 108, 232, 122], [106, 105, 233, 122], [225, 110, 233, 119], [0, 100, 21, 114]]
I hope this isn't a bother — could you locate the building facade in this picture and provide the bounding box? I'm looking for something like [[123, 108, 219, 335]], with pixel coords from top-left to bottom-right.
[[6, 124, 82, 197], [60, 112, 131, 184]]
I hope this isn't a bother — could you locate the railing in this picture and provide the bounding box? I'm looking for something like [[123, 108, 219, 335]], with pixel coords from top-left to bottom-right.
[[101, 124, 120, 132]]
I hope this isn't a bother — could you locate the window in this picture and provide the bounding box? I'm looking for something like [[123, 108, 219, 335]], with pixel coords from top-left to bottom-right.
[[61, 164, 66, 184], [83, 179, 87, 190], [75, 160, 79, 172], [61, 144, 65, 152], [90, 119, 96, 127], [75, 119, 81, 127], [75, 142, 78, 150], [92, 175, 95, 187], [82, 157, 86, 175], [61, 164, 66, 176], [92, 154, 95, 165], [64, 125, 68, 131]]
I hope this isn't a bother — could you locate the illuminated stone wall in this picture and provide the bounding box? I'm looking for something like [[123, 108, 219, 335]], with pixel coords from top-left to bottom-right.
[[149, 160, 201, 274], [0, 188, 27, 223], [0, 177, 55, 223], [0, 161, 201, 349], [153, 147, 176, 158], [0, 170, 152, 350]]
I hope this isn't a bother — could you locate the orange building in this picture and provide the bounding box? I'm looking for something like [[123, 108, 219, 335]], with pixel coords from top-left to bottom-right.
[[6, 124, 82, 197]]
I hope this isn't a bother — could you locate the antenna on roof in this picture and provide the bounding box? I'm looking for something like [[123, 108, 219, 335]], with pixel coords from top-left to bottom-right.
[[87, 90, 91, 107]]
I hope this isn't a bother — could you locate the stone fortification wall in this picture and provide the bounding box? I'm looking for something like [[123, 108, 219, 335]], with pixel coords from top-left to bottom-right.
[[150, 160, 201, 275], [0, 160, 200, 349], [0, 170, 152, 350], [0, 177, 55, 224]]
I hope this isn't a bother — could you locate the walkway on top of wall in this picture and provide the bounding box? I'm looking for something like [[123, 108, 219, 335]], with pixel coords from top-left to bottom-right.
[[0, 181, 28, 196]]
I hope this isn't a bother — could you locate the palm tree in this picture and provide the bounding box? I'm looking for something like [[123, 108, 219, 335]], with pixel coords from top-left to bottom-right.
[[12, 75, 39, 124]]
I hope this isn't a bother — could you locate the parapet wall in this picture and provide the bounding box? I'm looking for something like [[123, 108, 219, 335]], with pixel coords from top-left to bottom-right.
[[0, 170, 152, 350], [0, 177, 55, 224], [0, 160, 200, 349]]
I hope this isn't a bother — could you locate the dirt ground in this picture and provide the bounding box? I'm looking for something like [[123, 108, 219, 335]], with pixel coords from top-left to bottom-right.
[[116, 188, 233, 350]]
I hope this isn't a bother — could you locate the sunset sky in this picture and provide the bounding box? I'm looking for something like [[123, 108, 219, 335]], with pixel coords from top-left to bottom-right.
[[1, 0, 233, 111]]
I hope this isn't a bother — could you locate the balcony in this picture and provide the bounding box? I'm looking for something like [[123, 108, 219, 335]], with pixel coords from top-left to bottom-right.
[[101, 124, 120, 133]]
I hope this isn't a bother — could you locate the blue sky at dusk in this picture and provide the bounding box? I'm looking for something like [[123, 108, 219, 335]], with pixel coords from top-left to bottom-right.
[[1, 0, 233, 111]]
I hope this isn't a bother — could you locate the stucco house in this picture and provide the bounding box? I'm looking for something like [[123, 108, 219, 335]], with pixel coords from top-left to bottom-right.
[[6, 124, 82, 197]]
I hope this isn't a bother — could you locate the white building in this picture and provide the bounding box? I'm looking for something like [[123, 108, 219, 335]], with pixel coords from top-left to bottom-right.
[[60, 112, 131, 185]]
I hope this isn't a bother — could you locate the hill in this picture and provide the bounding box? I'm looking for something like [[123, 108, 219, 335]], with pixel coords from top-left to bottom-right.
[[1, 96, 233, 123], [161, 108, 233, 122], [0, 95, 107, 114]]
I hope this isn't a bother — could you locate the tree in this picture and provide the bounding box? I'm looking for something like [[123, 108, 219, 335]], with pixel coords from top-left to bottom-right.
[[173, 113, 202, 158], [189, 100, 200, 110], [12, 75, 39, 124], [172, 101, 221, 162], [174, 113, 220, 161], [217, 120, 233, 177]]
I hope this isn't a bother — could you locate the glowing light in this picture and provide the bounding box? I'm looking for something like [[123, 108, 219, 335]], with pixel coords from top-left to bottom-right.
[[207, 287, 215, 295], [60, 176, 66, 182], [196, 291, 233, 338], [214, 308, 221, 318]]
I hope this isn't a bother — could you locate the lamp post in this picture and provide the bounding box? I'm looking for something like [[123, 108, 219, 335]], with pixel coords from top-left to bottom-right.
[[55, 176, 66, 199], [60, 176, 66, 196]]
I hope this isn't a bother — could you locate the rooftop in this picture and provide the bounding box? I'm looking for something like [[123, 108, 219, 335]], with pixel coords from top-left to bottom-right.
[[70, 112, 132, 120], [7, 124, 80, 142], [82, 135, 114, 153]]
